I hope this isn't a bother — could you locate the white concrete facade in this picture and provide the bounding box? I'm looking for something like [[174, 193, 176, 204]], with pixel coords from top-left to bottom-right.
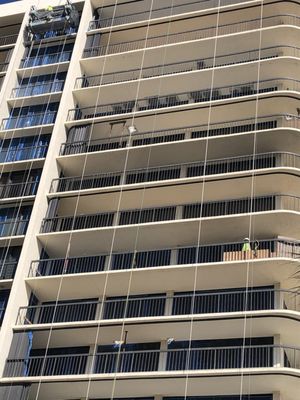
[[0, 0, 298, 399]]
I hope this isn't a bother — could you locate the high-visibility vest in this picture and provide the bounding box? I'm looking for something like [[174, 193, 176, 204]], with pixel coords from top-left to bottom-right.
[[242, 242, 251, 252]]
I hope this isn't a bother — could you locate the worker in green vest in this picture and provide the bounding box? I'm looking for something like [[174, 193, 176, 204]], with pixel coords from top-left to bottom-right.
[[242, 237, 251, 252]]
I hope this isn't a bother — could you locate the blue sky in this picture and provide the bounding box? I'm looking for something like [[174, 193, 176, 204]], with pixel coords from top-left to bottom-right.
[[0, 0, 20, 4]]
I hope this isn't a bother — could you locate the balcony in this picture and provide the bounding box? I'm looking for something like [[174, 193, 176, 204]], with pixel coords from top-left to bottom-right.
[[0, 261, 17, 280], [89, 0, 254, 30], [20, 51, 72, 69], [76, 45, 288, 89], [28, 238, 300, 278], [60, 114, 298, 157], [67, 78, 293, 122], [10, 80, 65, 99], [1, 111, 57, 131], [40, 194, 297, 234], [3, 344, 299, 377], [51, 151, 296, 193], [82, 14, 300, 58], [0, 307, 5, 325], [0, 180, 39, 200], [17, 286, 298, 325], [0, 34, 18, 48], [0, 61, 8, 74], [0, 144, 48, 163], [0, 217, 30, 238]]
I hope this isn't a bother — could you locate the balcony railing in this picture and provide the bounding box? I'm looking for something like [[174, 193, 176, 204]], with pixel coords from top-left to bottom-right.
[[10, 80, 65, 98], [0, 261, 17, 280], [41, 195, 300, 233], [40, 194, 297, 234], [4, 345, 299, 377], [28, 238, 300, 278], [0, 180, 39, 199], [31, 27, 77, 42], [83, 14, 300, 58], [1, 111, 57, 130], [0, 144, 48, 162], [0, 218, 30, 237], [0, 62, 9, 73], [60, 114, 299, 156], [0, 307, 5, 325], [89, 0, 254, 30], [67, 78, 293, 121], [76, 45, 296, 88], [20, 51, 72, 69], [0, 34, 18, 47], [16, 288, 299, 325], [50, 151, 298, 193]]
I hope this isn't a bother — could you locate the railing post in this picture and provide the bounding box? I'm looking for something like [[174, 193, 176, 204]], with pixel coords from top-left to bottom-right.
[[158, 341, 168, 371]]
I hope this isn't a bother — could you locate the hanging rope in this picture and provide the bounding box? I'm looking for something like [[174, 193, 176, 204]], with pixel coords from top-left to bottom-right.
[[182, 2, 222, 399], [239, 0, 265, 398]]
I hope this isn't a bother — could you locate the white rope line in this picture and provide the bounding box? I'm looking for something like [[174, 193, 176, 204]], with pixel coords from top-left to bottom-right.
[[82, 0, 171, 399], [99, 3, 180, 400], [6, 1, 273, 399], [182, 2, 222, 399], [239, 0, 264, 398], [30, 0, 147, 398]]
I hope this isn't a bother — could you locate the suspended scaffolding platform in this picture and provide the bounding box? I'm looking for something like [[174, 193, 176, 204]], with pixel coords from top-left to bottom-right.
[[24, 0, 79, 43]]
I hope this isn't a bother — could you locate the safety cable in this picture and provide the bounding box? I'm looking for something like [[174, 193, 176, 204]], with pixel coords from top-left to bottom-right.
[[239, 0, 265, 398]]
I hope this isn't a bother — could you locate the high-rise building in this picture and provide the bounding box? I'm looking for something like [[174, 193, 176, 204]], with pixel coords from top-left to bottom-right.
[[0, 0, 298, 399]]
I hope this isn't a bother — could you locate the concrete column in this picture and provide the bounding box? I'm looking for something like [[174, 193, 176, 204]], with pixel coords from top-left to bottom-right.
[[175, 204, 183, 221], [158, 340, 168, 371], [274, 282, 283, 310], [273, 334, 284, 367], [120, 170, 127, 186], [112, 210, 119, 227], [180, 165, 187, 178], [164, 291, 174, 316], [95, 296, 105, 320], [273, 392, 281, 400], [184, 129, 192, 140], [86, 344, 97, 374]]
